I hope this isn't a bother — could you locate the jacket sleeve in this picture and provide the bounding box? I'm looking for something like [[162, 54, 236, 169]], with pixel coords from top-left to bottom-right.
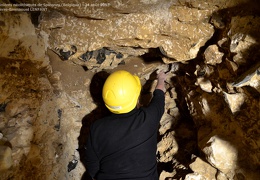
[[149, 89, 165, 117], [143, 89, 165, 128], [85, 129, 100, 178]]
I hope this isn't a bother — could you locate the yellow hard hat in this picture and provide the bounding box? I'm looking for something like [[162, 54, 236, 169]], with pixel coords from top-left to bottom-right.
[[102, 70, 141, 114]]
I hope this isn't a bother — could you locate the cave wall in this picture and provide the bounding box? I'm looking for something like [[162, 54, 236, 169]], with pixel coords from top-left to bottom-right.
[[0, 0, 260, 180]]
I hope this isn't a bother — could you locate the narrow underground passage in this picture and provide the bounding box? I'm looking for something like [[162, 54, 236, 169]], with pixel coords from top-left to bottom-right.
[[76, 48, 200, 179], [0, 1, 260, 179]]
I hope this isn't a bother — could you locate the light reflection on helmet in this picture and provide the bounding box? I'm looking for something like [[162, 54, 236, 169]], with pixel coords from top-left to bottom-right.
[[102, 70, 141, 114]]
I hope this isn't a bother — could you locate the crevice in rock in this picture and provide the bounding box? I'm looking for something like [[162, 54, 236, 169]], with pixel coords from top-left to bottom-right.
[[30, 11, 41, 27]]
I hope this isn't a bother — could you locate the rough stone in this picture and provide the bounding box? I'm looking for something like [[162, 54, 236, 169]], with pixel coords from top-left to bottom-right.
[[225, 59, 238, 74], [185, 173, 206, 180], [176, 0, 246, 9], [204, 45, 224, 66], [5, 101, 29, 118], [161, 5, 214, 61], [39, 10, 66, 29], [157, 131, 178, 162], [35, 0, 215, 66], [0, 145, 13, 171], [0, 12, 48, 64], [196, 77, 213, 93], [210, 13, 225, 29], [158, 90, 179, 134], [202, 135, 238, 179], [229, 16, 260, 65], [159, 170, 176, 180], [223, 92, 246, 113], [189, 157, 217, 180], [7, 126, 34, 148], [194, 64, 215, 78], [0, 115, 7, 130], [216, 171, 229, 180], [232, 61, 260, 92], [159, 114, 175, 135]]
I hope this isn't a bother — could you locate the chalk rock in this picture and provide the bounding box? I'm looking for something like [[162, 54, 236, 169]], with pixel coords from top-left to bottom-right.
[[229, 16, 260, 65], [195, 65, 215, 78], [5, 101, 29, 118], [0, 12, 47, 63], [232, 62, 260, 93], [38, 0, 214, 66], [176, 0, 245, 9], [159, 114, 175, 135], [159, 90, 178, 134], [38, 77, 53, 91], [202, 136, 238, 179], [159, 170, 176, 180], [196, 77, 213, 93], [223, 92, 246, 113], [210, 13, 225, 29], [225, 59, 238, 74], [218, 38, 229, 51], [0, 115, 7, 130], [157, 131, 178, 162], [184, 173, 205, 180], [189, 157, 217, 180], [160, 5, 214, 61], [0, 145, 13, 171], [204, 45, 224, 66], [216, 171, 229, 180], [39, 11, 66, 29], [6, 126, 34, 149]]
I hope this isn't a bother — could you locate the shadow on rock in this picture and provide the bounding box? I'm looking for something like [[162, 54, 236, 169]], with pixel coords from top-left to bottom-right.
[[77, 71, 110, 180]]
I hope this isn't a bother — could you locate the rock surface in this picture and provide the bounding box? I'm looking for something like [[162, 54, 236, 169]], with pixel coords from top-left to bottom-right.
[[188, 157, 217, 180], [204, 45, 224, 66], [203, 136, 238, 178], [0, 12, 48, 66], [33, 0, 216, 65], [0, 0, 260, 180], [0, 145, 13, 171]]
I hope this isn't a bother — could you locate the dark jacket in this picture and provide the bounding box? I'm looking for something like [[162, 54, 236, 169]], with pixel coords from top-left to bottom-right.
[[85, 89, 165, 180]]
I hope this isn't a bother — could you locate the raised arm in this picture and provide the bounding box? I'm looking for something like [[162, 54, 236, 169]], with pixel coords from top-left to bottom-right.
[[155, 71, 166, 92]]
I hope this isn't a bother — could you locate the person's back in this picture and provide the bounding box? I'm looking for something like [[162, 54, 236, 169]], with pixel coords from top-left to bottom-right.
[[85, 70, 166, 180]]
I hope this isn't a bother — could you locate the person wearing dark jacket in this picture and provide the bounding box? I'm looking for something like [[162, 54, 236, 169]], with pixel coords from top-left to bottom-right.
[[85, 70, 166, 180]]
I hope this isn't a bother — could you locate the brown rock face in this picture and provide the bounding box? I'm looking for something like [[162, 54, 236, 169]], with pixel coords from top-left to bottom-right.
[[31, 0, 217, 64], [0, 0, 260, 180]]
